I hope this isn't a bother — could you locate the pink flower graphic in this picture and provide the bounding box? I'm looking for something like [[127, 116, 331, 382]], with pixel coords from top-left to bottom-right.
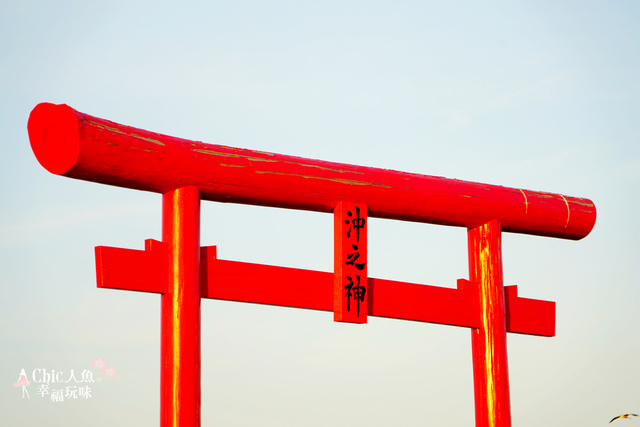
[[104, 366, 116, 379], [92, 357, 106, 371]]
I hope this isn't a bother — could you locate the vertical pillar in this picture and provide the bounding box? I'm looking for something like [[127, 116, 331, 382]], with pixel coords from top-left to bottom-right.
[[468, 220, 511, 427], [161, 186, 201, 427]]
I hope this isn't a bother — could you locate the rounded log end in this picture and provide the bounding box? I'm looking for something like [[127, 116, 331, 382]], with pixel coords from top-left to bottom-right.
[[549, 196, 597, 240], [572, 199, 597, 240], [28, 103, 81, 175]]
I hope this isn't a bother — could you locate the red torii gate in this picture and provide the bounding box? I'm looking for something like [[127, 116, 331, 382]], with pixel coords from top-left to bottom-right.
[[28, 102, 596, 427]]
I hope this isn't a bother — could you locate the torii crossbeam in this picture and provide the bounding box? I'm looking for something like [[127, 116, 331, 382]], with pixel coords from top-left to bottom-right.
[[28, 103, 596, 427]]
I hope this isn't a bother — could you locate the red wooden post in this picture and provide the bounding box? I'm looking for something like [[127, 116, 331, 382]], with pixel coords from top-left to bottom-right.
[[161, 186, 201, 427], [468, 220, 511, 427]]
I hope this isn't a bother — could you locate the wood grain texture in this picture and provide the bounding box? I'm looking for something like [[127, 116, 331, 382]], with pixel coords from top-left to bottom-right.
[[468, 221, 511, 427], [160, 186, 201, 427]]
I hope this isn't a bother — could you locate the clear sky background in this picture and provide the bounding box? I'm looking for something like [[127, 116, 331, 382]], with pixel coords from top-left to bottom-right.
[[1, 1, 639, 426]]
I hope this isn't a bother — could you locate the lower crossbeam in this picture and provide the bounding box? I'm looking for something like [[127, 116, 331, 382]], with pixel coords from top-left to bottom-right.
[[96, 244, 554, 336]]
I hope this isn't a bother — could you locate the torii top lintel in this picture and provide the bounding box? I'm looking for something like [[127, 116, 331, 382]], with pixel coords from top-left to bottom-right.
[[28, 102, 596, 240]]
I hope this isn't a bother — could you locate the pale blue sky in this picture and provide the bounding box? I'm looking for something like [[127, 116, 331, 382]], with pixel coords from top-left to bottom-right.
[[1, 1, 639, 425]]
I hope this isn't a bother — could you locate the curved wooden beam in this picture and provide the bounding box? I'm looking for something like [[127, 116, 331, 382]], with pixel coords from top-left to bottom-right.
[[28, 102, 596, 240]]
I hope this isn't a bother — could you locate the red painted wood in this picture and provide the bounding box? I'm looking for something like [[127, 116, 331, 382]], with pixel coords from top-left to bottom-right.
[[201, 257, 480, 326], [196, 249, 553, 335], [199, 246, 331, 311], [28, 103, 596, 240], [468, 220, 512, 427], [369, 278, 479, 328], [504, 286, 555, 337], [334, 202, 368, 323], [96, 244, 555, 336], [161, 186, 201, 427], [95, 240, 167, 294]]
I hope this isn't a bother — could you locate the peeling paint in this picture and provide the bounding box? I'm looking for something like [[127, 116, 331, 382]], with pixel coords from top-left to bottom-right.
[[130, 146, 158, 153], [87, 120, 165, 146], [526, 192, 560, 200], [560, 195, 571, 228], [569, 199, 596, 208], [519, 189, 529, 215], [192, 148, 365, 175], [251, 150, 276, 157], [192, 148, 278, 163], [254, 170, 392, 188], [291, 161, 365, 175]]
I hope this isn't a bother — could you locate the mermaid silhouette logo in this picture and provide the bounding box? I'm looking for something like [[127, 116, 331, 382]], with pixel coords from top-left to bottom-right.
[[13, 368, 31, 399]]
